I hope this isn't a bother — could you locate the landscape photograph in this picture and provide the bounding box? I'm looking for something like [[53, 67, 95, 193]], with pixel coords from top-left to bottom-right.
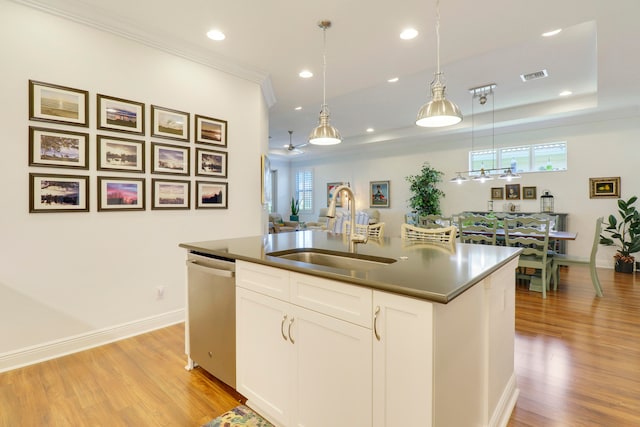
[[39, 134, 80, 163], [158, 147, 185, 170], [105, 101, 137, 128], [157, 111, 184, 136], [106, 182, 138, 205], [158, 183, 186, 205], [104, 142, 138, 167], [39, 88, 79, 119], [39, 179, 80, 206]]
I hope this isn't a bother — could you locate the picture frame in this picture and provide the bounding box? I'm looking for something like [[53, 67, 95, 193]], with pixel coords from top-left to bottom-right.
[[97, 176, 145, 211], [29, 80, 89, 127], [151, 105, 190, 142], [195, 114, 227, 147], [523, 186, 537, 200], [29, 126, 89, 169], [196, 180, 228, 209], [29, 173, 89, 213], [195, 147, 227, 178], [505, 183, 521, 200], [151, 178, 190, 210], [589, 176, 621, 199], [327, 182, 347, 208], [490, 187, 504, 200], [97, 94, 145, 135], [261, 154, 272, 205], [97, 135, 145, 173], [369, 180, 390, 208], [151, 142, 190, 176]]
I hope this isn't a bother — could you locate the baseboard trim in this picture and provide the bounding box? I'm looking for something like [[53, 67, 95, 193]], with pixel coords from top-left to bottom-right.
[[0, 309, 184, 373], [490, 373, 520, 427]]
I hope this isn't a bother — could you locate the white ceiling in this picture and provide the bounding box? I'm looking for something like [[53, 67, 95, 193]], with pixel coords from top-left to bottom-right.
[[16, 0, 640, 158]]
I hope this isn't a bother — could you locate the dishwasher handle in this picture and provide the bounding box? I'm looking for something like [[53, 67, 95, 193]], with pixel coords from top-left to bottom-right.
[[186, 259, 235, 278]]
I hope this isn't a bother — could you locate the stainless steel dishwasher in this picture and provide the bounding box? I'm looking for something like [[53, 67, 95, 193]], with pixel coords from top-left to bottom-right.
[[185, 251, 236, 388]]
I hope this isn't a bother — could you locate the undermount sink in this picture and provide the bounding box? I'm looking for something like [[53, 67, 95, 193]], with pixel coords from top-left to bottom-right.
[[267, 248, 397, 271]]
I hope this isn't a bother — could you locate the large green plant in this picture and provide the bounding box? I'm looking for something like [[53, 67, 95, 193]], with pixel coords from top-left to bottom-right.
[[405, 163, 445, 216], [600, 196, 640, 261], [290, 197, 300, 216]]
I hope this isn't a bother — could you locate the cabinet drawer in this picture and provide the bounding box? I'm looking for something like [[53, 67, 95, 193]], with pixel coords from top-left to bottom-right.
[[236, 260, 290, 301], [290, 272, 372, 328]]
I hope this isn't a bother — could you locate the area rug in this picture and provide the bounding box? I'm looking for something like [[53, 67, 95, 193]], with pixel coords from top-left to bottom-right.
[[201, 405, 274, 427]]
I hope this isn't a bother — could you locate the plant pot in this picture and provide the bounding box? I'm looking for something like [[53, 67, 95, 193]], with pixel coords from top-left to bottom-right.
[[290, 215, 299, 222], [615, 258, 635, 273]]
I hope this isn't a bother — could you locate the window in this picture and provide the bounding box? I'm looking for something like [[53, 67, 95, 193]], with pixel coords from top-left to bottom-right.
[[469, 142, 567, 175], [294, 168, 313, 212], [268, 169, 278, 213]]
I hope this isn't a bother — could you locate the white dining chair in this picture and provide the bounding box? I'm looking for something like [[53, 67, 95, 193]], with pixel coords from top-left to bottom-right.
[[400, 223, 457, 248], [458, 214, 498, 245]]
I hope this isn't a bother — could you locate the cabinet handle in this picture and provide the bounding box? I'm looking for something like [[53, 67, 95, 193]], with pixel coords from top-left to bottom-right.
[[281, 314, 288, 341], [374, 306, 381, 341], [288, 317, 295, 344]]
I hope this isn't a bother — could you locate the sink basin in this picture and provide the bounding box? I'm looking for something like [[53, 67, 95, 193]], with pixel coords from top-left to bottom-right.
[[267, 248, 397, 271]]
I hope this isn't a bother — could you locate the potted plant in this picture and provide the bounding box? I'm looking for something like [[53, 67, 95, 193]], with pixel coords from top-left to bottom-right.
[[405, 162, 445, 216], [600, 196, 640, 273], [290, 197, 300, 221]]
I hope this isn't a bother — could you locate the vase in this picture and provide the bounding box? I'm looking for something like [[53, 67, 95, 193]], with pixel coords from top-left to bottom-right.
[[290, 215, 299, 221], [615, 258, 635, 273]]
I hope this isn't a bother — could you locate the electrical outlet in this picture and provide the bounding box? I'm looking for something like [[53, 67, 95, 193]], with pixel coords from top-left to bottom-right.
[[156, 285, 166, 300]]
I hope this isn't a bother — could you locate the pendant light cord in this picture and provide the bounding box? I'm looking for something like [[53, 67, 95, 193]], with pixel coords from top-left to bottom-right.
[[322, 25, 327, 110], [435, 0, 441, 76]]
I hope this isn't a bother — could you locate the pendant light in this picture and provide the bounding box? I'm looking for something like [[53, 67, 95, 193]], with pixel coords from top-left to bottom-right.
[[309, 20, 342, 145], [416, 0, 462, 127]]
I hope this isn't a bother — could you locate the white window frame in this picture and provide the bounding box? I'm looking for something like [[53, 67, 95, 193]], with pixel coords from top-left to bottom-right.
[[469, 141, 567, 175], [294, 168, 313, 213]]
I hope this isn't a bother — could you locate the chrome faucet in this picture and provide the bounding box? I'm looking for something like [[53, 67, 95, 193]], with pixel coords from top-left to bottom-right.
[[326, 184, 368, 252]]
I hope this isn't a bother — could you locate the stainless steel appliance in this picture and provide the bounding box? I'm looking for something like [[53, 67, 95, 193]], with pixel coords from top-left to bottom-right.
[[186, 251, 236, 388]]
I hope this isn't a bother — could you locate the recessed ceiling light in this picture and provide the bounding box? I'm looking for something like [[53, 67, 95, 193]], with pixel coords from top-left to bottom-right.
[[400, 28, 418, 40], [366, 128, 375, 133], [294, 106, 302, 110], [387, 77, 399, 83], [559, 90, 572, 97], [542, 29, 562, 37], [299, 70, 313, 78], [206, 29, 226, 41]]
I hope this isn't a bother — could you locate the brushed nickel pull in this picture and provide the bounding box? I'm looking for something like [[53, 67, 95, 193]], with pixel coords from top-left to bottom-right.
[[374, 306, 381, 341], [281, 314, 288, 341], [288, 317, 295, 344]]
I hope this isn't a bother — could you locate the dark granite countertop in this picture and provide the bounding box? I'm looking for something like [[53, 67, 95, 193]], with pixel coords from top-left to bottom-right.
[[180, 231, 521, 304]]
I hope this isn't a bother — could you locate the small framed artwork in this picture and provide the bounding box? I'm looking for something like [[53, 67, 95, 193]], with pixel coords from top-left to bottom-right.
[[97, 135, 145, 173], [97, 176, 145, 211], [327, 182, 348, 207], [29, 126, 89, 169], [97, 94, 145, 135], [151, 178, 190, 210], [490, 187, 504, 200], [151, 105, 190, 141], [505, 183, 521, 200], [369, 180, 390, 208], [195, 147, 227, 178], [261, 154, 272, 205], [29, 80, 89, 127], [589, 176, 621, 198], [195, 114, 227, 147], [29, 173, 89, 213], [196, 181, 228, 209], [151, 142, 190, 176], [523, 186, 537, 200]]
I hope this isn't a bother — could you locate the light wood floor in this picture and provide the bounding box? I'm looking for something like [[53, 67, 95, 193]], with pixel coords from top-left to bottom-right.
[[1, 267, 639, 426]]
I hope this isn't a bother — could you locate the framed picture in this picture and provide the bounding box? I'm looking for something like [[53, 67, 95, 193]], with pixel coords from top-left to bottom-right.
[[97, 135, 145, 173], [151, 178, 190, 210], [196, 181, 228, 209], [505, 183, 521, 200], [29, 173, 89, 213], [589, 177, 621, 198], [369, 180, 390, 208], [97, 176, 145, 211], [327, 182, 348, 207], [97, 94, 145, 135], [523, 186, 537, 200], [195, 114, 227, 147], [151, 105, 190, 141], [29, 126, 89, 169], [151, 142, 190, 176], [195, 147, 227, 178], [491, 187, 504, 200], [29, 80, 89, 127], [261, 154, 272, 205]]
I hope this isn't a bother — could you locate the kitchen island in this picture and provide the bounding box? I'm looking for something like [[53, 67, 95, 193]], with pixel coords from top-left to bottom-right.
[[180, 231, 522, 427]]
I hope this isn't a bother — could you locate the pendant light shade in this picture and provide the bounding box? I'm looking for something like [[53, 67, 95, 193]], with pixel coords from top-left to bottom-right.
[[416, 0, 462, 128], [309, 20, 341, 145]]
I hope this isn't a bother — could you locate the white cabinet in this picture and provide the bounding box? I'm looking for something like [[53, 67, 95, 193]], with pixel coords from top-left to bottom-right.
[[236, 261, 372, 427]]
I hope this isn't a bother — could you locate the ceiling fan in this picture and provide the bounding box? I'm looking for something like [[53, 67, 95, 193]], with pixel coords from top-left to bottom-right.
[[282, 130, 307, 155]]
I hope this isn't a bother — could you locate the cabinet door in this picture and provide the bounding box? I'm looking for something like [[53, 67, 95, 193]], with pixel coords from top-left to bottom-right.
[[236, 287, 293, 427], [372, 291, 434, 427], [291, 304, 372, 427]]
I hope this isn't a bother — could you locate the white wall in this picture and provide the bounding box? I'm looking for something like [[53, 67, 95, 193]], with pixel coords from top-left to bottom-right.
[[0, 2, 267, 369], [286, 114, 640, 268]]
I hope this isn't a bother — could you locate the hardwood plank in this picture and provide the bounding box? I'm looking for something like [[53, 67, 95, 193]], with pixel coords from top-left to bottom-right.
[[1, 266, 639, 426]]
